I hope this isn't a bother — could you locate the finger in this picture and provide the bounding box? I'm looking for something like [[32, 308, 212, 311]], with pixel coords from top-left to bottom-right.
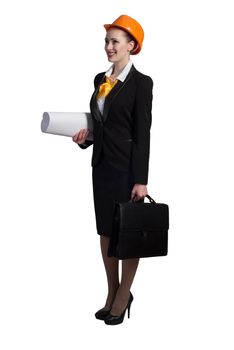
[[74, 129, 84, 139], [78, 129, 85, 136], [78, 129, 89, 143], [77, 129, 86, 142], [80, 129, 89, 138], [131, 192, 136, 200], [72, 133, 79, 142], [135, 193, 145, 202]]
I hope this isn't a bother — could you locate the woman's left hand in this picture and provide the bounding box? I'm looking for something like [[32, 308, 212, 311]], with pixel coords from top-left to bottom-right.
[[131, 184, 148, 202]]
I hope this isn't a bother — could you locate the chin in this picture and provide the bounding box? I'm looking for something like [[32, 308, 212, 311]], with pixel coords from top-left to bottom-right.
[[107, 54, 118, 63], [108, 57, 116, 63]]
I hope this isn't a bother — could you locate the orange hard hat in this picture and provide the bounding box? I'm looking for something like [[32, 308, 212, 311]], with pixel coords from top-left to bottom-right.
[[103, 15, 144, 55]]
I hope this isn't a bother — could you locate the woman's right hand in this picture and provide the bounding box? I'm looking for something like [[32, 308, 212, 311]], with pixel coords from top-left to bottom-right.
[[72, 129, 90, 144]]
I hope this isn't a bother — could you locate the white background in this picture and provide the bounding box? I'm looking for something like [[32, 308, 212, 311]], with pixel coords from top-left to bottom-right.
[[1, 0, 234, 349]]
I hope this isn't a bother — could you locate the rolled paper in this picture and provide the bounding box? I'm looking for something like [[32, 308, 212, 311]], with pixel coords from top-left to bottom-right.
[[41, 112, 93, 141]]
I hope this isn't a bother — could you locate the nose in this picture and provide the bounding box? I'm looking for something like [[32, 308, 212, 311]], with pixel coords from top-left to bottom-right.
[[105, 42, 113, 51]]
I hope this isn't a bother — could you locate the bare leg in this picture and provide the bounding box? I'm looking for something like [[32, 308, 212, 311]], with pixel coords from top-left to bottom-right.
[[110, 258, 140, 315], [100, 235, 120, 310]]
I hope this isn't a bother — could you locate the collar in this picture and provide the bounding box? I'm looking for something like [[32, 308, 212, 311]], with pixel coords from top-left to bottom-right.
[[105, 60, 133, 82]]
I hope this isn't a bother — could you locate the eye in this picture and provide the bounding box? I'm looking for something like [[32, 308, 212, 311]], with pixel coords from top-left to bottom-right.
[[105, 39, 109, 44], [113, 40, 119, 44]]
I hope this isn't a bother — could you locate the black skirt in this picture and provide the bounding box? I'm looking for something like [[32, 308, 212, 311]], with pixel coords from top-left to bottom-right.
[[92, 154, 134, 237]]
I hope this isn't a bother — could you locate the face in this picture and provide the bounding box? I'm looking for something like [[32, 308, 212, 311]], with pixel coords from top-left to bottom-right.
[[104, 28, 135, 63]]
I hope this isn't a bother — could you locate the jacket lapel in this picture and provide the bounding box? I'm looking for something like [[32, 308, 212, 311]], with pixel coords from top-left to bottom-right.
[[102, 65, 136, 123], [90, 73, 106, 123]]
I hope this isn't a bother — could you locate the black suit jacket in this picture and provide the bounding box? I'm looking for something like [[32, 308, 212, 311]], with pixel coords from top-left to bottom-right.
[[79, 64, 153, 185]]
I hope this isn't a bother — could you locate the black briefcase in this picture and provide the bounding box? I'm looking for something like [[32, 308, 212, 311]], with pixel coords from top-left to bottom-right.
[[108, 195, 169, 259]]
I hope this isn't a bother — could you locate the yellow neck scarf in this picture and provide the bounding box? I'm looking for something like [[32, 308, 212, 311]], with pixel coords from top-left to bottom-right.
[[97, 77, 118, 99]]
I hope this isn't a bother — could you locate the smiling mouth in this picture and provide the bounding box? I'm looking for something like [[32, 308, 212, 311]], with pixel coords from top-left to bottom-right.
[[107, 52, 116, 57]]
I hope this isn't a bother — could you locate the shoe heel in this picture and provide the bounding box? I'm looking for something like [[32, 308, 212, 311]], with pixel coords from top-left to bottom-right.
[[128, 302, 132, 318], [104, 293, 134, 325]]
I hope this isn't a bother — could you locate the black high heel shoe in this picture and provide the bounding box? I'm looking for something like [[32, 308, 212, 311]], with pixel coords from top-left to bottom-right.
[[95, 308, 111, 320], [104, 292, 134, 325]]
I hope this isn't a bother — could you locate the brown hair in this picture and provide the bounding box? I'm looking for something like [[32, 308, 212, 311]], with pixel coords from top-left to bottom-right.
[[123, 31, 138, 53]]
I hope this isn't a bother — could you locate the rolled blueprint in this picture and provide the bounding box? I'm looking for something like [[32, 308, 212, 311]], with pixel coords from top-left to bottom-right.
[[41, 112, 93, 141]]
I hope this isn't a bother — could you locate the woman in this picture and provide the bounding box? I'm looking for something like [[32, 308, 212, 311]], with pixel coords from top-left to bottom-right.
[[72, 14, 153, 325]]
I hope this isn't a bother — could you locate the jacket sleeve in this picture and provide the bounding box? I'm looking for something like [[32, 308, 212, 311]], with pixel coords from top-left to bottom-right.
[[131, 75, 153, 185], [78, 139, 93, 149]]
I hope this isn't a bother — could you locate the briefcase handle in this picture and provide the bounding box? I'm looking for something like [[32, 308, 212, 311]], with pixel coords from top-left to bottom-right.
[[145, 194, 156, 203], [130, 194, 156, 203]]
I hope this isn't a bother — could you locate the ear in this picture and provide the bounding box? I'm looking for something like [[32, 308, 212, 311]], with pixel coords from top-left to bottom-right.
[[127, 40, 135, 52]]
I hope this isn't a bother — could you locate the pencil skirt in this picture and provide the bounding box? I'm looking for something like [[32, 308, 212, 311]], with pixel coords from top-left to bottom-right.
[[92, 155, 134, 237]]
